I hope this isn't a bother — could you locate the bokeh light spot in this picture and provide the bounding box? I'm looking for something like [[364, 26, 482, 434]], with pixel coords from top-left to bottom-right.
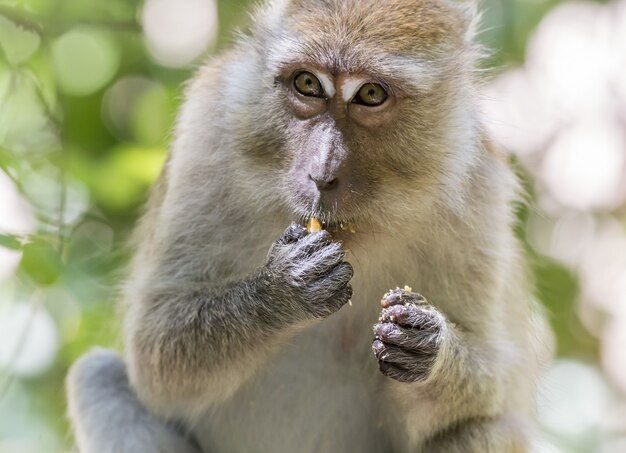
[[0, 303, 59, 377], [141, 0, 218, 67], [51, 28, 120, 96], [0, 15, 41, 65], [0, 170, 35, 283], [540, 116, 626, 211], [603, 318, 626, 395], [538, 360, 612, 438]]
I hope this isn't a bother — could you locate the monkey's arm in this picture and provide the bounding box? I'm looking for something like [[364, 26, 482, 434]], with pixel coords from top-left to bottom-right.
[[127, 225, 353, 418], [372, 288, 537, 451], [421, 415, 530, 453], [67, 349, 202, 453]]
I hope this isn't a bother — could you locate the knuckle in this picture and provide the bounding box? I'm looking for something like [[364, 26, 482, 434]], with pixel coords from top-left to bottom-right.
[[317, 230, 332, 241], [337, 265, 353, 282], [375, 322, 402, 341], [380, 305, 406, 322], [378, 361, 398, 378], [308, 230, 329, 242], [281, 224, 306, 241], [326, 242, 344, 258]]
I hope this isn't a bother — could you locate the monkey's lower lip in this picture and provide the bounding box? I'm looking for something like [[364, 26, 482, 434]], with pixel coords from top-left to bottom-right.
[[323, 220, 356, 234]]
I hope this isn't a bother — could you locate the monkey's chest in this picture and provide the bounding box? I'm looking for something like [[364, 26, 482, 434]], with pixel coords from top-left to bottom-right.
[[193, 311, 389, 453]]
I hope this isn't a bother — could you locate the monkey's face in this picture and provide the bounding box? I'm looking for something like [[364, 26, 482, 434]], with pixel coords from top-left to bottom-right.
[[274, 66, 402, 229], [250, 0, 478, 231]]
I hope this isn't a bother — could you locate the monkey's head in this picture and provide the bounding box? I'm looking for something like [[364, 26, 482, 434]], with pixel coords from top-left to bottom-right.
[[213, 0, 481, 233]]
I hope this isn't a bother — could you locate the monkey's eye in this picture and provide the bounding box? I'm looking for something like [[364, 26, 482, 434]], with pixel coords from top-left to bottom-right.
[[294, 72, 325, 98], [353, 83, 388, 106]]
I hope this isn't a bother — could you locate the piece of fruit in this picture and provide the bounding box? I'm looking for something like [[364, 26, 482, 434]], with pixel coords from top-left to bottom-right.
[[307, 217, 322, 233]]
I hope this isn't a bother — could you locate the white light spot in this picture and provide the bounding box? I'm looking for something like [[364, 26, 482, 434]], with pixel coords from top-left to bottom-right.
[[548, 210, 596, 268], [540, 116, 626, 211], [527, 1, 613, 114], [142, 0, 218, 68], [531, 439, 564, 453], [481, 69, 558, 157], [602, 317, 626, 395], [537, 360, 612, 438], [0, 170, 34, 283], [601, 437, 626, 453], [578, 217, 626, 317], [0, 303, 59, 377]]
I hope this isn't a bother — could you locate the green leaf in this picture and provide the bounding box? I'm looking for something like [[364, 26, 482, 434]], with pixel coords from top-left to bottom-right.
[[20, 238, 63, 286], [0, 233, 22, 250], [0, 14, 41, 65]]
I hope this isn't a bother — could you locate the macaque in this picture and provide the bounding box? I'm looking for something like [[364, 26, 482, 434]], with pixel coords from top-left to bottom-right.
[[67, 0, 552, 452]]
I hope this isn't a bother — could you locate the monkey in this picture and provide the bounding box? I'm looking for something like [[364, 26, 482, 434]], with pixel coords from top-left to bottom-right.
[[66, 0, 553, 452]]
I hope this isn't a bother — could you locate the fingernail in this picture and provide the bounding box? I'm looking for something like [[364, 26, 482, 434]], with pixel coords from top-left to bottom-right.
[[372, 339, 385, 355]]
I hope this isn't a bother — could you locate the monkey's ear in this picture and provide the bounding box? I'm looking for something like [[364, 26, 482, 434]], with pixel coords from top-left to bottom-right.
[[447, 0, 480, 42]]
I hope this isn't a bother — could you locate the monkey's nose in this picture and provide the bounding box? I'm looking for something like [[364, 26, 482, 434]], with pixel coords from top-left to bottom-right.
[[309, 174, 339, 191]]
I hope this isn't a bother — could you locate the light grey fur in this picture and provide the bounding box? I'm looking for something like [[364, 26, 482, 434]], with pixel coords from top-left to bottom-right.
[[66, 0, 553, 452]]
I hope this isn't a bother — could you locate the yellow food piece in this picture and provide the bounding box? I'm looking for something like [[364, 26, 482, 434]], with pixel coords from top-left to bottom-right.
[[307, 217, 323, 233], [403, 285, 412, 292]]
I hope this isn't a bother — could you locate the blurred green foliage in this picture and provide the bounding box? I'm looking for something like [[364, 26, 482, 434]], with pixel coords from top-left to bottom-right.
[[0, 0, 606, 451]]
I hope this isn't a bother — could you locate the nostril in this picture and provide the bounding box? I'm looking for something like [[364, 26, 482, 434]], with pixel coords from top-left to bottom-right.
[[324, 178, 338, 189], [309, 175, 339, 191]]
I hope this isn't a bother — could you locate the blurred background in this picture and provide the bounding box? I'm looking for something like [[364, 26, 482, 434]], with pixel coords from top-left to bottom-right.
[[0, 0, 625, 451]]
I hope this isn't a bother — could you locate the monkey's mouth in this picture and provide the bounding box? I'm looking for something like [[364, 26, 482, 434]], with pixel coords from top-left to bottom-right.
[[295, 213, 357, 235], [315, 219, 357, 235]]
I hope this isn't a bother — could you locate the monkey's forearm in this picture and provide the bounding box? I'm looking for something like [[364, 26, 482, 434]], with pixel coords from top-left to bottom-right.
[[127, 225, 352, 417], [424, 325, 511, 417], [374, 291, 525, 429], [421, 414, 530, 453], [127, 271, 305, 416], [379, 320, 530, 452]]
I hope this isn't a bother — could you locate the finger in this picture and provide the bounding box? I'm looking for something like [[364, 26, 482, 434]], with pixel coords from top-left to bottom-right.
[[381, 288, 425, 308], [372, 340, 434, 377], [379, 304, 440, 329], [306, 283, 353, 318], [377, 361, 419, 383], [329, 283, 353, 311], [373, 322, 440, 352], [277, 223, 309, 245], [293, 243, 346, 281], [307, 262, 353, 295], [327, 261, 354, 287], [294, 230, 334, 256]]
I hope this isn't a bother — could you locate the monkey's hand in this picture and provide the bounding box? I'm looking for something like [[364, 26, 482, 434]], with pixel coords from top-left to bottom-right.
[[372, 288, 447, 383], [265, 223, 353, 319]]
